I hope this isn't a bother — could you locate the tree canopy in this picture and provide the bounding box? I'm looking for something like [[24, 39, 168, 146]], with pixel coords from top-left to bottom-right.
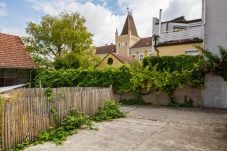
[[23, 11, 100, 69]]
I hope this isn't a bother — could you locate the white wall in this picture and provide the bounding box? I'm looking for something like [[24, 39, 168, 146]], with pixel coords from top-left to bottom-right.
[[203, 0, 227, 108], [204, 0, 227, 54]]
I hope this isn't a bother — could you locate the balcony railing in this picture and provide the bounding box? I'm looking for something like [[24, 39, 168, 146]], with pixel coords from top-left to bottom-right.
[[159, 26, 203, 43]]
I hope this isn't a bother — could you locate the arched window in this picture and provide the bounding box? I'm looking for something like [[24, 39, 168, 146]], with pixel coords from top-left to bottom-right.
[[107, 58, 113, 65]]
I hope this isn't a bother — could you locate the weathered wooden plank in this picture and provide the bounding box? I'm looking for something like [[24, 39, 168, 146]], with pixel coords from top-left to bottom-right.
[[2, 101, 5, 150], [1, 87, 113, 150]]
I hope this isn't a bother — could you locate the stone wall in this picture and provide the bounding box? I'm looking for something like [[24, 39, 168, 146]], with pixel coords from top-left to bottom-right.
[[113, 85, 203, 107]]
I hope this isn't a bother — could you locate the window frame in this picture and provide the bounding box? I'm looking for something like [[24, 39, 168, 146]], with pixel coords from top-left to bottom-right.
[[139, 53, 144, 61]]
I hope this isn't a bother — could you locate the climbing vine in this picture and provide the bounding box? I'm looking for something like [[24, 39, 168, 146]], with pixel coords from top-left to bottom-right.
[[198, 46, 227, 80]]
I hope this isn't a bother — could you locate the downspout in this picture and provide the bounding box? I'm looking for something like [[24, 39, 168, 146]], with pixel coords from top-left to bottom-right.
[[154, 44, 160, 57], [203, 0, 206, 25], [153, 34, 160, 56], [156, 9, 161, 56]]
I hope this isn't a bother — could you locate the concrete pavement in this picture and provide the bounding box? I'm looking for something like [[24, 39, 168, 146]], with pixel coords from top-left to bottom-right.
[[25, 105, 227, 151]]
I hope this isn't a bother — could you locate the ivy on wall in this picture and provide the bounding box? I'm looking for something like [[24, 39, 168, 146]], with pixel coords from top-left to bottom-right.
[[143, 55, 201, 72], [198, 46, 227, 80], [36, 56, 205, 101], [34, 46, 227, 104]]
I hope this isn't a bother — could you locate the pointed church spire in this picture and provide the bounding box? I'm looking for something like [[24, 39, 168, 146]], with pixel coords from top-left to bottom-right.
[[120, 8, 139, 37]]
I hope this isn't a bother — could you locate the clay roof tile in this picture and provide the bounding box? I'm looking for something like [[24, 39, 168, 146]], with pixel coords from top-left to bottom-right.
[[0, 33, 36, 69], [96, 44, 116, 54], [131, 37, 152, 48]]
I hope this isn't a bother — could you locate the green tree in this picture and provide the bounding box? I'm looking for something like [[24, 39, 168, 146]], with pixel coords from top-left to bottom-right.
[[23, 11, 99, 68]]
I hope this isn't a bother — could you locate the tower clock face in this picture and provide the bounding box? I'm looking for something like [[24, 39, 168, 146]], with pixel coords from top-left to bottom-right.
[[120, 42, 125, 47]]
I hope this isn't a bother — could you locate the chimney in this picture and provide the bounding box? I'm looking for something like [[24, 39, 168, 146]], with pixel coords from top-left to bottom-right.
[[159, 9, 162, 36]]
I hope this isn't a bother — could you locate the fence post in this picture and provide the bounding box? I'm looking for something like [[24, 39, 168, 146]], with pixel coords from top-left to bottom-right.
[[39, 80, 42, 98], [109, 85, 114, 100]]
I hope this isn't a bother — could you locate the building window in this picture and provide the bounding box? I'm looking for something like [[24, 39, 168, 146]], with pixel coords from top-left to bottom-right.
[[185, 49, 198, 55], [0, 68, 27, 87], [107, 58, 113, 65], [139, 53, 144, 61], [131, 53, 136, 58], [148, 52, 152, 57], [173, 25, 188, 32]]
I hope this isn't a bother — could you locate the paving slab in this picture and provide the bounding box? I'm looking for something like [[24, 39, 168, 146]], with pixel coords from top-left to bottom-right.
[[25, 106, 227, 151]]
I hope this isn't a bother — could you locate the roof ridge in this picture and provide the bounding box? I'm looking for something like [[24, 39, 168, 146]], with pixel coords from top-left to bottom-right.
[[0, 32, 20, 38]]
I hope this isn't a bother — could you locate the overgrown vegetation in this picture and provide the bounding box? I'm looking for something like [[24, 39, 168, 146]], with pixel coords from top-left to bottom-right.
[[34, 109, 96, 145], [119, 98, 152, 105], [8, 140, 30, 151], [198, 46, 227, 80], [168, 95, 194, 107], [7, 100, 126, 151], [92, 101, 127, 122], [35, 56, 204, 102], [143, 55, 200, 72]]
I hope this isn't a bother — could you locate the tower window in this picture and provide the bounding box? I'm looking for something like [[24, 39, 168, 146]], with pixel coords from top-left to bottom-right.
[[120, 42, 125, 47]]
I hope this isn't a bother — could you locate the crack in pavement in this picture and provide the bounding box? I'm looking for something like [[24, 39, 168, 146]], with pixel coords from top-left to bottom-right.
[[131, 122, 169, 151]]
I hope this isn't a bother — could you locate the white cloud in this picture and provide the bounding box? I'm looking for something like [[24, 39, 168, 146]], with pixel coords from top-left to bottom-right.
[[25, 0, 120, 46], [0, 2, 7, 16], [162, 0, 202, 21], [24, 0, 202, 46], [1, 27, 27, 37]]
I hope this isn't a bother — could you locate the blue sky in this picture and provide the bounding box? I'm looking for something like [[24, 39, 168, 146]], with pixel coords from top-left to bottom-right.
[[0, 0, 201, 45]]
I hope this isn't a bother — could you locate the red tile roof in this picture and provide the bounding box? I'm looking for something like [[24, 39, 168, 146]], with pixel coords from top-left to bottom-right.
[[131, 37, 152, 48], [96, 44, 116, 54], [112, 53, 136, 64], [120, 14, 139, 37], [0, 33, 36, 69]]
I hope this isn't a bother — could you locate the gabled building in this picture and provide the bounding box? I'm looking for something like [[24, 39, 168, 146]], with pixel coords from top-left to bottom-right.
[[0, 33, 36, 87], [130, 37, 153, 61], [96, 44, 116, 59], [95, 10, 153, 63], [152, 16, 203, 56], [95, 52, 136, 69]]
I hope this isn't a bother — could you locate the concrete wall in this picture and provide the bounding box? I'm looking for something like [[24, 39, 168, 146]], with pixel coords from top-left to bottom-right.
[[203, 0, 227, 108], [113, 85, 203, 107], [204, 74, 227, 108], [203, 0, 227, 55]]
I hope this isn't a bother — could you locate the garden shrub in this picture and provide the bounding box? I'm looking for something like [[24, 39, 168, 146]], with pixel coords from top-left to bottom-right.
[[92, 100, 127, 122]]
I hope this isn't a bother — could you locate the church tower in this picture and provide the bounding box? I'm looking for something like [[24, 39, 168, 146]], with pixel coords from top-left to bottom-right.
[[116, 9, 140, 56]]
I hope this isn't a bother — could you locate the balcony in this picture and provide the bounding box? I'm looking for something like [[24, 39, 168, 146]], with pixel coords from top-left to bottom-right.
[[159, 26, 203, 43]]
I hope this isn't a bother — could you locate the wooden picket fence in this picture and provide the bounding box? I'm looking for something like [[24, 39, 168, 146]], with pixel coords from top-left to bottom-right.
[[0, 87, 113, 150]]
